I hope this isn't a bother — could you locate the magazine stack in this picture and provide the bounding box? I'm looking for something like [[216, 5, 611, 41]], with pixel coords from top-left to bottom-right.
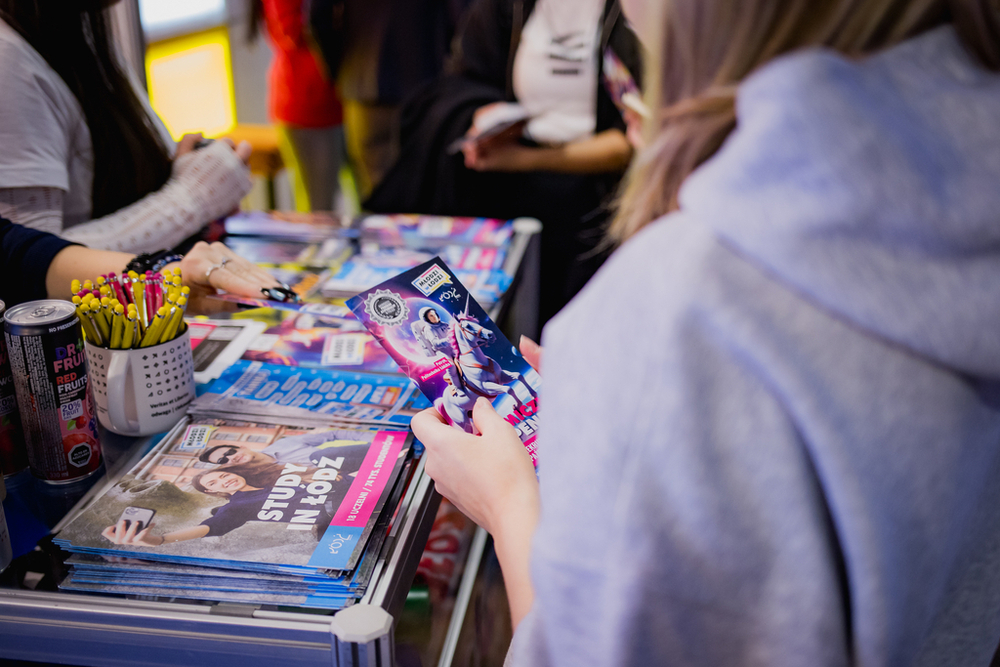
[[220, 211, 518, 307], [54, 408, 416, 609]]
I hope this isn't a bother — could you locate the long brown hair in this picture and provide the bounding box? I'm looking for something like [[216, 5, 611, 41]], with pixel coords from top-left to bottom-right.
[[0, 1, 173, 219], [610, 0, 1000, 244]]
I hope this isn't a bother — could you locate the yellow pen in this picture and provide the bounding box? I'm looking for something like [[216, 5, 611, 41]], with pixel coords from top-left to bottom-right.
[[90, 300, 111, 342], [160, 295, 177, 335], [98, 297, 113, 334], [157, 307, 178, 344], [125, 304, 139, 344], [160, 295, 187, 343], [73, 299, 100, 344], [122, 309, 136, 350], [140, 306, 170, 348], [109, 304, 125, 349], [128, 270, 145, 326]]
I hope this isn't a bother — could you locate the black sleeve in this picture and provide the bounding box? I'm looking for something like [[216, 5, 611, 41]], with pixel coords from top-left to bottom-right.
[[200, 499, 253, 537], [364, 0, 517, 214], [306, 0, 347, 80], [447, 0, 513, 91], [0, 217, 78, 307]]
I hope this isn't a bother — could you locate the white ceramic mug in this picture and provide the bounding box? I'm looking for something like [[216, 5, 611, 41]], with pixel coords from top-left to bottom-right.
[[85, 329, 196, 436]]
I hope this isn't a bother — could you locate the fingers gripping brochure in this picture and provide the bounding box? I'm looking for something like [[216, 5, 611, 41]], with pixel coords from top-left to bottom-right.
[[346, 258, 541, 466]]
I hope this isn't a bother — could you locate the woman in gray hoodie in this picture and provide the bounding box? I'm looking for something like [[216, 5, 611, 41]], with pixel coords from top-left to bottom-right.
[[413, 1, 1000, 665]]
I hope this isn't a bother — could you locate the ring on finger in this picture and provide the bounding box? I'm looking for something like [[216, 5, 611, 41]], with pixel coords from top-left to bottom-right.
[[205, 257, 230, 281]]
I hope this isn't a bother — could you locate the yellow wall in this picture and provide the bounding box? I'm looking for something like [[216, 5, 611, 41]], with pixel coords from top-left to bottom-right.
[[145, 27, 236, 140]]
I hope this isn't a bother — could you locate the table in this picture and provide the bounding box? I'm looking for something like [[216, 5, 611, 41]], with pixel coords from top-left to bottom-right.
[[0, 220, 539, 666]]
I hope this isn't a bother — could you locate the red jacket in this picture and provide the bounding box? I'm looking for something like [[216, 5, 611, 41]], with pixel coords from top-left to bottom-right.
[[263, 0, 343, 127]]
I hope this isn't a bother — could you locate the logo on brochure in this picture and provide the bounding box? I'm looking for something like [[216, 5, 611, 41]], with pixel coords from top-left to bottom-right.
[[363, 289, 409, 326], [178, 424, 217, 451], [326, 532, 355, 555], [412, 264, 452, 296]]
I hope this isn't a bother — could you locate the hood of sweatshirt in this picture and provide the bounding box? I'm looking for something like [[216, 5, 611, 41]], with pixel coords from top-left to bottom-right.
[[680, 26, 1000, 378]]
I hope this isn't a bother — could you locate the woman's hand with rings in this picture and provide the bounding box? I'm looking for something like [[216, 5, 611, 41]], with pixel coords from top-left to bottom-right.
[[205, 257, 230, 281], [167, 242, 282, 313]]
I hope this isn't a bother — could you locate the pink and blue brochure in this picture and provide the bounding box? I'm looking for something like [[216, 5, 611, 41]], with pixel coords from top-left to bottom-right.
[[347, 258, 541, 466]]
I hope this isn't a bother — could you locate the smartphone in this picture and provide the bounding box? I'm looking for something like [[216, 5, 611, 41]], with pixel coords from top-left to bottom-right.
[[118, 506, 156, 532]]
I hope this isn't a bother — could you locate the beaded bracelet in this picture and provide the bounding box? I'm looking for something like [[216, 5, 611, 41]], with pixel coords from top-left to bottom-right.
[[124, 250, 184, 276]]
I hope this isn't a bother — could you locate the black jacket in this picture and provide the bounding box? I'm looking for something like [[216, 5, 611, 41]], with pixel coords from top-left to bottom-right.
[[365, 0, 643, 215], [0, 218, 76, 307]]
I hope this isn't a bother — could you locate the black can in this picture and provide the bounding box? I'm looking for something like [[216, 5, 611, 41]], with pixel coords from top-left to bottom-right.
[[0, 300, 28, 477], [4, 300, 102, 483]]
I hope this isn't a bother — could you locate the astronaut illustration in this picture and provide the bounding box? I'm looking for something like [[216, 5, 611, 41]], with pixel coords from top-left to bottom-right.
[[411, 307, 467, 398]]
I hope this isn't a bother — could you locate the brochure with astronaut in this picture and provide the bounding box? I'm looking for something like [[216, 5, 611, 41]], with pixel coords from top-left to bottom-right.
[[346, 258, 541, 466]]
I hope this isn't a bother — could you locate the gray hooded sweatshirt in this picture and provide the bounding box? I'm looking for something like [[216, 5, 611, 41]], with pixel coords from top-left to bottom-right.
[[510, 26, 1000, 667]]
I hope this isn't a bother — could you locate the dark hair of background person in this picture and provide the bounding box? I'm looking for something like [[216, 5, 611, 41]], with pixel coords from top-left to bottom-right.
[[0, 0, 173, 219]]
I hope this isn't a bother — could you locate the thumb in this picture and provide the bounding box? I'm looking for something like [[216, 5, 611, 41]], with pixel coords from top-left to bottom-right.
[[519, 335, 542, 372], [471, 397, 515, 436]]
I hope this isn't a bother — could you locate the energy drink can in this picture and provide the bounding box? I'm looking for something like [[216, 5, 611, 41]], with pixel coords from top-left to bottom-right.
[[3, 300, 102, 484], [0, 300, 29, 476]]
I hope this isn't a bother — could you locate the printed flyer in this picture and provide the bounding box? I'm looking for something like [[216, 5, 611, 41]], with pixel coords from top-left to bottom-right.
[[347, 258, 541, 465], [242, 312, 400, 374], [190, 360, 429, 425]]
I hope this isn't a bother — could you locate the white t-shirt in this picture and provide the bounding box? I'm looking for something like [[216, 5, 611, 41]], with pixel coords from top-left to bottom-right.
[[0, 18, 172, 230], [511, 0, 605, 146]]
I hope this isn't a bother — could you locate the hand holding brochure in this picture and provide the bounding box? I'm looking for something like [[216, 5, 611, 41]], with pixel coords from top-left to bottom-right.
[[446, 103, 531, 155], [347, 258, 541, 466]]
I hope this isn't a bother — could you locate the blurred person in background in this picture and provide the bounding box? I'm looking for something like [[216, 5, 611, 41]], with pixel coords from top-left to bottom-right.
[[249, 0, 344, 212], [0, 0, 253, 253], [308, 0, 470, 201], [366, 0, 642, 326]]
